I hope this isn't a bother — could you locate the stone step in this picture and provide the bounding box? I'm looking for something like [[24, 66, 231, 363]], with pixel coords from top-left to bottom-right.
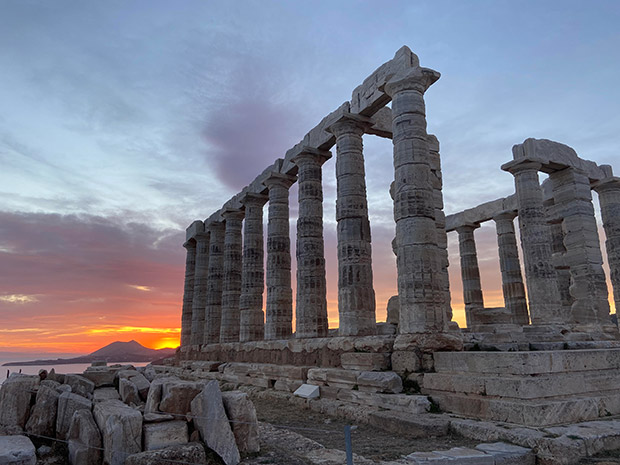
[[368, 410, 450, 438], [426, 390, 620, 426], [434, 348, 620, 375], [424, 369, 620, 399]]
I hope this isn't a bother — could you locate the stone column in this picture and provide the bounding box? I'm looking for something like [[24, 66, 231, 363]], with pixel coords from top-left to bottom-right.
[[203, 221, 225, 344], [327, 115, 376, 336], [239, 193, 268, 342], [292, 148, 330, 338], [385, 66, 447, 333], [551, 167, 610, 324], [545, 197, 573, 312], [264, 173, 296, 340], [502, 159, 564, 325], [429, 135, 453, 323], [594, 177, 620, 315], [180, 240, 196, 347], [493, 211, 529, 326], [456, 224, 484, 327], [219, 209, 244, 343], [190, 231, 209, 346]]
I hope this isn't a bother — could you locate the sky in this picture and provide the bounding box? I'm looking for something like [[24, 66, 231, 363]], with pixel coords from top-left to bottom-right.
[[1, 0, 619, 355]]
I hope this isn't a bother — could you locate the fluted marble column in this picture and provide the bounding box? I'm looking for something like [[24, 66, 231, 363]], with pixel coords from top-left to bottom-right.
[[456, 224, 484, 327], [545, 197, 573, 312], [327, 115, 376, 336], [264, 173, 296, 340], [190, 231, 209, 345], [428, 135, 453, 323], [292, 148, 330, 338], [385, 66, 447, 333], [239, 193, 268, 342], [594, 177, 620, 315], [180, 240, 196, 347], [493, 211, 529, 325], [502, 159, 564, 325], [203, 221, 225, 344], [219, 209, 244, 343], [551, 167, 610, 324]]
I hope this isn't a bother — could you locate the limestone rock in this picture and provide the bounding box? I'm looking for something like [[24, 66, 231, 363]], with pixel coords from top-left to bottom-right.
[[93, 399, 142, 465], [294, 384, 320, 399], [0, 374, 39, 430], [190, 381, 240, 465], [118, 370, 151, 400], [25, 384, 60, 437], [119, 378, 141, 406], [82, 366, 119, 388], [143, 413, 175, 423], [222, 391, 260, 454], [57, 391, 92, 440], [64, 374, 95, 399], [143, 420, 188, 451], [356, 371, 403, 393], [125, 443, 207, 465], [93, 387, 120, 403], [476, 442, 535, 465], [386, 295, 400, 325], [144, 376, 179, 415], [68, 409, 102, 465], [341, 352, 390, 371], [0, 435, 36, 465], [159, 380, 203, 415]]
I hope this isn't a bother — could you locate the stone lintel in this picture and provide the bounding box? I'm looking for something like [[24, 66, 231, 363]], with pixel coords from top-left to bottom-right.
[[221, 208, 244, 220], [455, 222, 481, 233], [365, 106, 393, 139], [185, 220, 205, 241], [493, 209, 518, 222], [593, 176, 620, 193], [446, 196, 517, 232], [350, 45, 420, 115], [205, 210, 223, 225], [325, 112, 374, 135], [512, 138, 608, 181]]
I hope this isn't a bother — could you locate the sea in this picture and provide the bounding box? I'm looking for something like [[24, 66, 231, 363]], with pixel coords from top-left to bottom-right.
[[0, 356, 150, 384]]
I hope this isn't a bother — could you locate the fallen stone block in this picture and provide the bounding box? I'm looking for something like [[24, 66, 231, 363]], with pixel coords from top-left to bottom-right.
[[93, 399, 143, 465], [341, 352, 390, 371], [0, 435, 36, 465], [144, 413, 175, 423], [143, 420, 188, 451], [56, 391, 92, 440], [119, 377, 141, 405], [191, 380, 240, 465], [0, 374, 39, 430], [159, 380, 203, 415], [93, 387, 120, 403], [68, 409, 102, 465], [125, 443, 206, 465], [65, 374, 95, 399], [144, 376, 179, 414], [25, 384, 60, 437], [476, 442, 535, 465], [356, 371, 403, 393], [82, 366, 118, 387], [294, 384, 320, 399], [222, 391, 260, 454]]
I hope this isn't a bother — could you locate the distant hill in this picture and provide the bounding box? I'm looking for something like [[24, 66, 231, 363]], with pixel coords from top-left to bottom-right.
[[2, 340, 176, 366]]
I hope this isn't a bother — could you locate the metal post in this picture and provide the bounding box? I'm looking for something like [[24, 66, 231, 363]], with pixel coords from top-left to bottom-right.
[[344, 425, 353, 465]]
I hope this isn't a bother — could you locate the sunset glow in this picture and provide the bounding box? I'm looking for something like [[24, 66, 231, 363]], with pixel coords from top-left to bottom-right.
[[1, 1, 618, 357]]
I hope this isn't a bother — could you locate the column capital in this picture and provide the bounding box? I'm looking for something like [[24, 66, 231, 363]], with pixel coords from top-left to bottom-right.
[[205, 220, 224, 234], [593, 176, 620, 193], [290, 147, 331, 167], [325, 113, 372, 137], [384, 66, 441, 96], [192, 231, 210, 243], [493, 210, 518, 222], [501, 158, 542, 175], [183, 239, 197, 249], [239, 192, 268, 207], [456, 222, 480, 234], [221, 208, 244, 221], [263, 172, 297, 190]]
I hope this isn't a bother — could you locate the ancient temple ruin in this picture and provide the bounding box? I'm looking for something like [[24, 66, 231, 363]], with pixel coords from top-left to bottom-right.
[[176, 46, 620, 433]]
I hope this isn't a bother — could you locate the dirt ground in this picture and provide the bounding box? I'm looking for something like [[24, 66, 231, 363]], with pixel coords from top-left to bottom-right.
[[250, 395, 479, 462]]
